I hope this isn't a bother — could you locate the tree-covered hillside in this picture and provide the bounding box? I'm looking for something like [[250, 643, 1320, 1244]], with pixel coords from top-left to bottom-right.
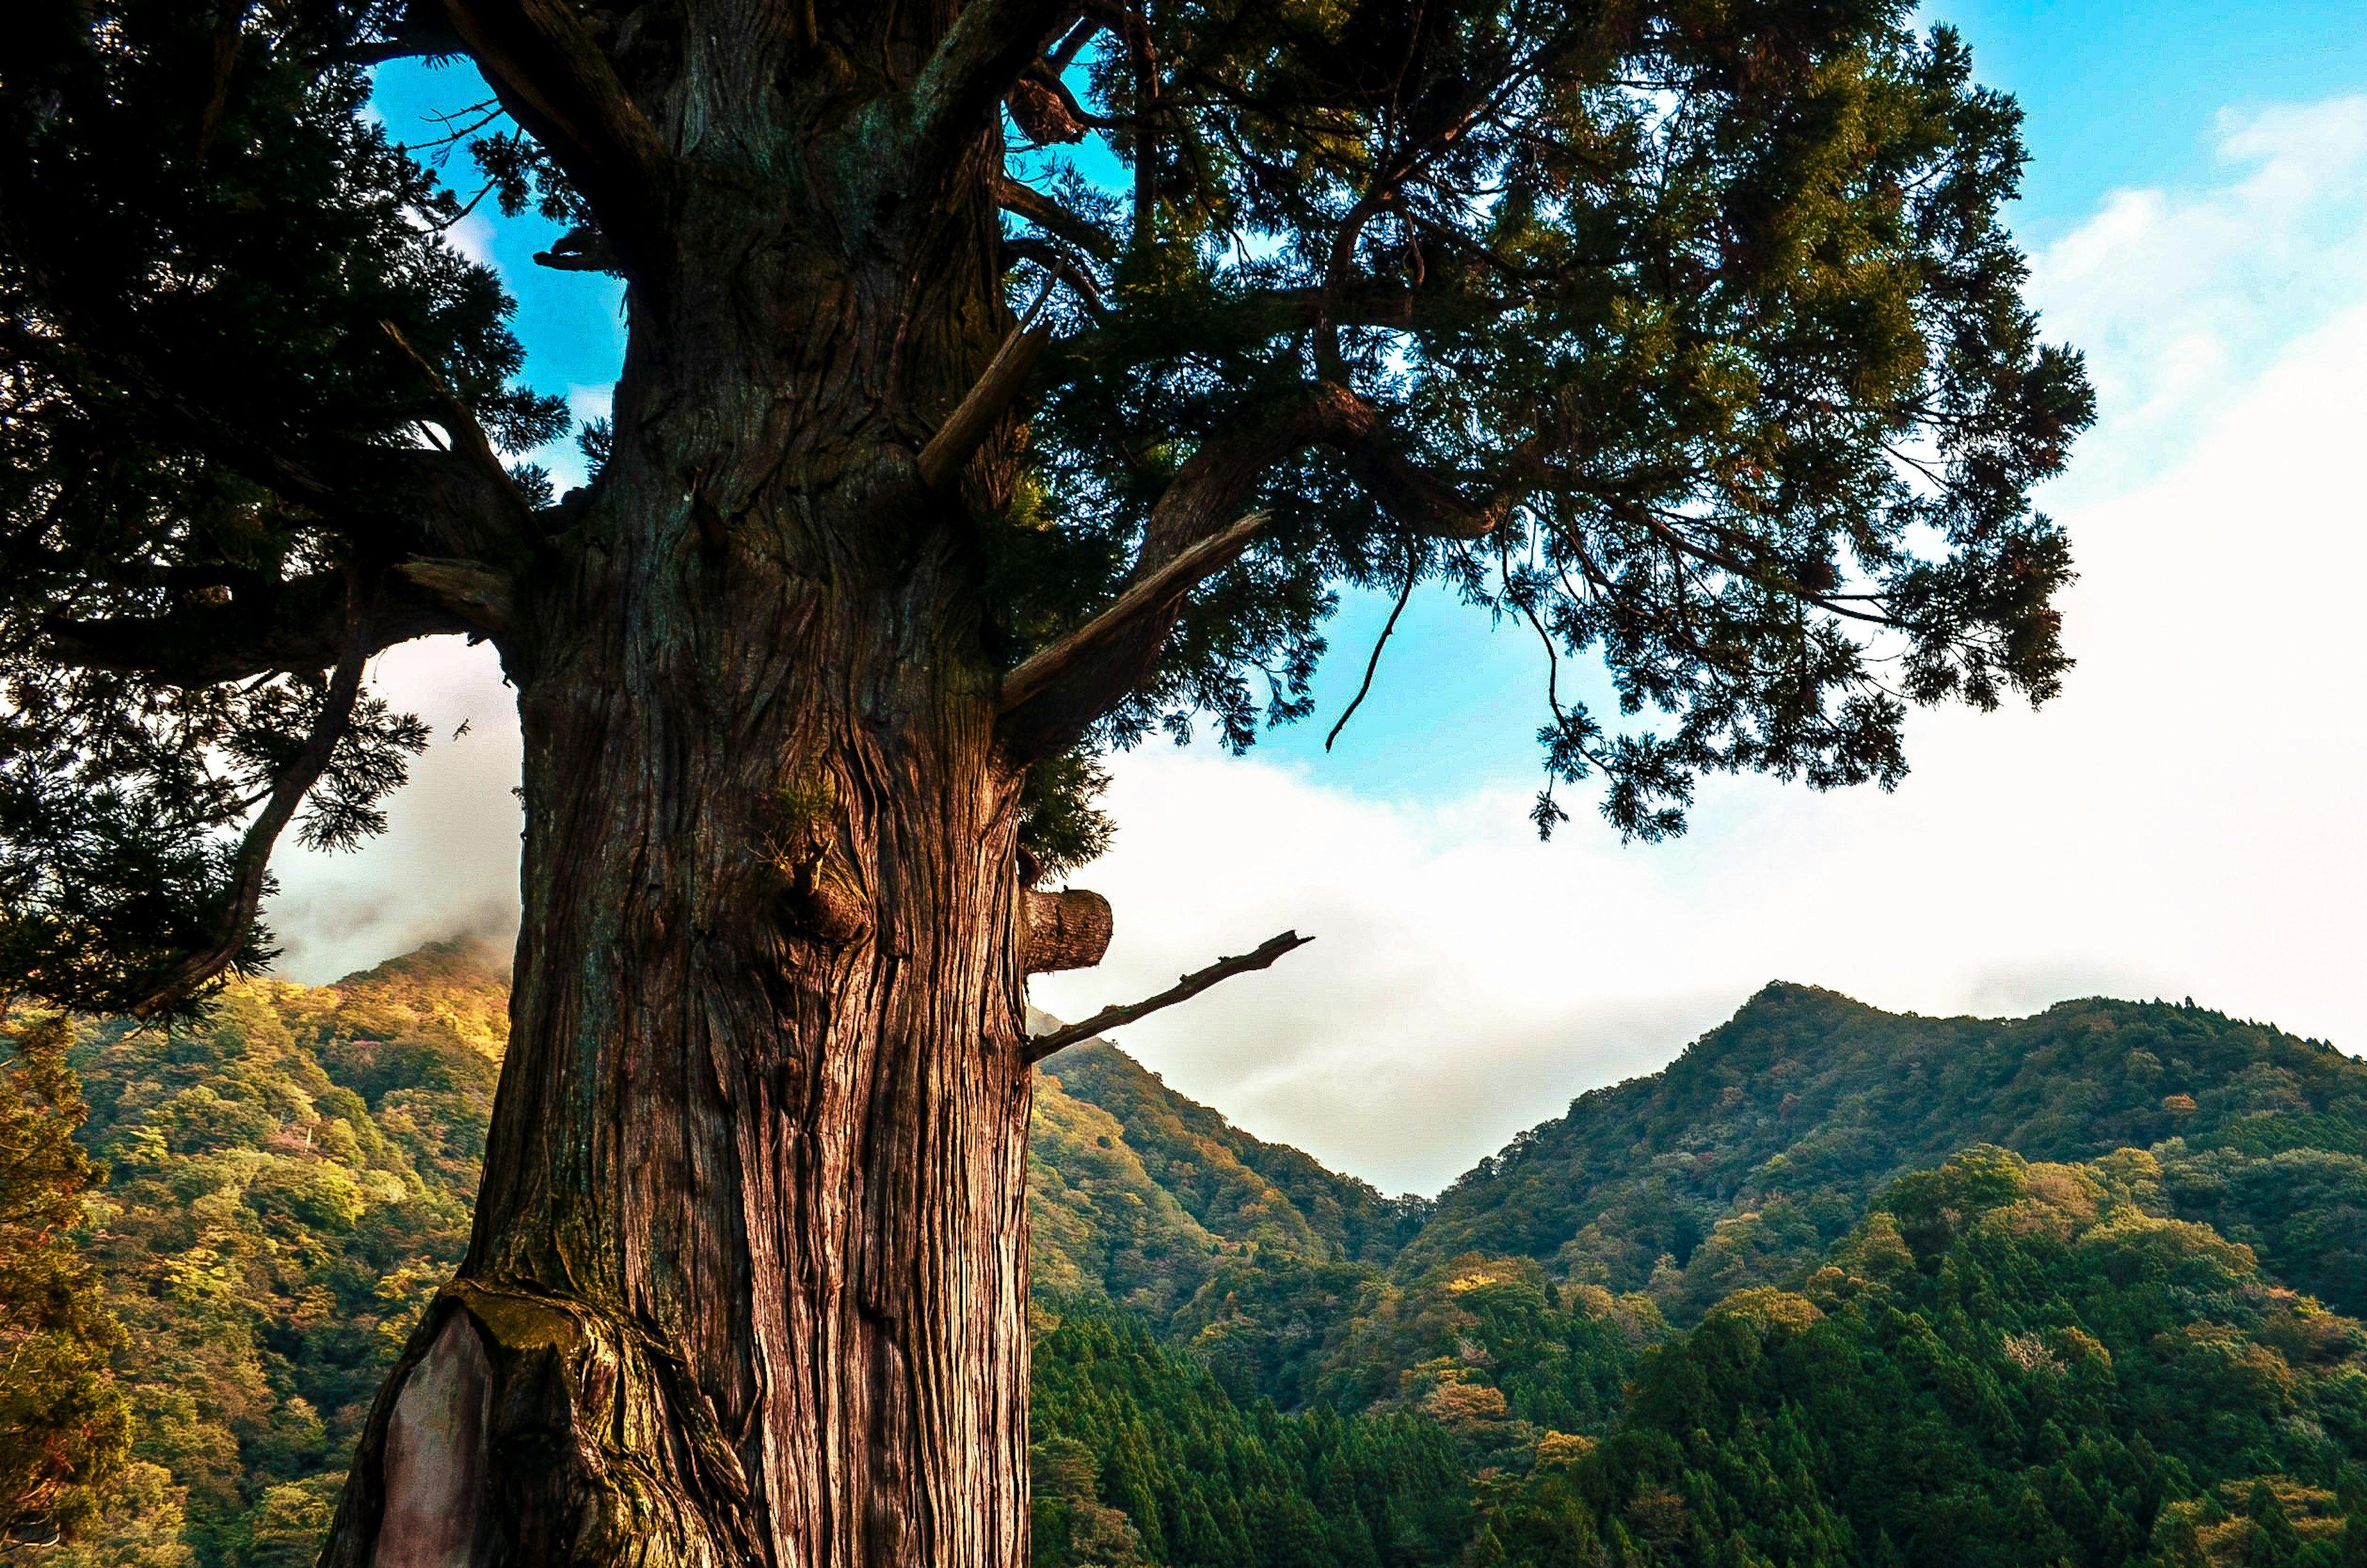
[[1470, 1146, 2367, 1568], [13, 945, 2367, 1568], [1407, 984, 2367, 1321], [36, 943, 508, 1568]]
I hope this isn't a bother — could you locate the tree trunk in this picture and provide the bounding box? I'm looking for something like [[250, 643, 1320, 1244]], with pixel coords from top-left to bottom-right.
[[323, 173, 1037, 1568]]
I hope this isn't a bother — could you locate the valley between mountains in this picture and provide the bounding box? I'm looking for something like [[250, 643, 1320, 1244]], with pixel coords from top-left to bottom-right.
[[23, 942, 2367, 1568]]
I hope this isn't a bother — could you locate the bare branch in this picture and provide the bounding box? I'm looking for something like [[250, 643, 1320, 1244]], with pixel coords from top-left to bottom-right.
[[1327, 550, 1418, 750], [1024, 930, 1313, 1063], [129, 583, 375, 1018], [396, 559, 516, 637]]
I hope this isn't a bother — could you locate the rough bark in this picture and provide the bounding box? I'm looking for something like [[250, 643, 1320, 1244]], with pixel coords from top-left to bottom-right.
[[1019, 889, 1113, 974], [322, 141, 1037, 1568]]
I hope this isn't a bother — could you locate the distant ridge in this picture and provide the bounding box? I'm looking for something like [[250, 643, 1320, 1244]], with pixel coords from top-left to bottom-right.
[[1402, 981, 2367, 1318]]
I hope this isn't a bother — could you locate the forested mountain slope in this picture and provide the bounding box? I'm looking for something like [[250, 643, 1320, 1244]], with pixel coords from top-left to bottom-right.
[[1406, 982, 2367, 1321], [22, 942, 2367, 1568]]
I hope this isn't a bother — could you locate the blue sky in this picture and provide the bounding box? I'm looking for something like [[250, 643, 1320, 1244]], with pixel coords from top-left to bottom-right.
[[310, 10, 2367, 1190]]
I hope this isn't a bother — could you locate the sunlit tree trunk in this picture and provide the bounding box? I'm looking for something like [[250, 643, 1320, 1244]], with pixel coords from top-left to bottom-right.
[[325, 176, 1038, 1568]]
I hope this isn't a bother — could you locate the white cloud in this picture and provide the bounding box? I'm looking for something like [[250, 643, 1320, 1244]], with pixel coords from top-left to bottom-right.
[[268, 94, 2367, 1196], [2027, 96, 2367, 491], [441, 210, 500, 270], [267, 639, 523, 982]]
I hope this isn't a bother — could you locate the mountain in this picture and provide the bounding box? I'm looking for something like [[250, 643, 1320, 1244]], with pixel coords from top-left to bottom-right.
[[1405, 982, 2367, 1321], [1470, 1145, 2367, 1567], [22, 942, 2367, 1568], [42, 942, 510, 1568]]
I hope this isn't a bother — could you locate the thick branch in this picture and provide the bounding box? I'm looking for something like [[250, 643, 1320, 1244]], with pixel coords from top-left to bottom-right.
[[996, 509, 1272, 761], [991, 176, 1119, 262], [382, 322, 535, 550], [1022, 888, 1114, 974], [129, 590, 375, 1018], [1037, 283, 1506, 391], [999, 382, 1500, 761], [46, 570, 468, 687], [918, 279, 1059, 491], [909, 0, 1082, 194], [1024, 930, 1314, 1063], [436, 0, 672, 264]]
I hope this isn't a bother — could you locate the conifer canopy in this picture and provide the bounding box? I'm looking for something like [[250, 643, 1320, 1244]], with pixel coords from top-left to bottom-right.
[[1, 0, 2090, 1015]]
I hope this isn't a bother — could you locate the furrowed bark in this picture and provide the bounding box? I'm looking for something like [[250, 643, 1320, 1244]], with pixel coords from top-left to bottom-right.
[[322, 129, 1036, 1568]]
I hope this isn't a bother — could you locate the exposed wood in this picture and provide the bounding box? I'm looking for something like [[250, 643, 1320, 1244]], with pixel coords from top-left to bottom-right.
[[1022, 888, 1113, 974], [372, 1313, 491, 1568], [1025, 930, 1315, 1063]]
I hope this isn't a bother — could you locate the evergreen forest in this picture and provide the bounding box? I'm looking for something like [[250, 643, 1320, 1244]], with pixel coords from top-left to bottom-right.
[[6, 943, 2366, 1568]]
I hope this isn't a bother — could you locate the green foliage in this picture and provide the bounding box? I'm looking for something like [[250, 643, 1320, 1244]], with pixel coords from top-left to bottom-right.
[[0, 0, 556, 1015], [1019, 753, 1119, 883], [35, 944, 505, 1568], [1404, 986, 2367, 1320], [31, 944, 2367, 1568], [1016, 1, 2091, 836], [1468, 1146, 2367, 1566], [0, 1014, 131, 1545], [1, 0, 2091, 1018], [1030, 1302, 1471, 1568], [1043, 1043, 1425, 1267]]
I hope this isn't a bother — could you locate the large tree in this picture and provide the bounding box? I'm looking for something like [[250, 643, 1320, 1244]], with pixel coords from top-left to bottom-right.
[[0, 1, 2090, 1564]]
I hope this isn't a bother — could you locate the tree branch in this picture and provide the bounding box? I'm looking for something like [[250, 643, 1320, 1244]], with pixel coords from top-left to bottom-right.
[[44, 570, 468, 687], [991, 176, 1119, 261], [1024, 930, 1313, 1063], [435, 0, 672, 266], [1037, 282, 1507, 392], [999, 381, 1501, 761], [918, 276, 1060, 491], [381, 322, 535, 549], [999, 508, 1272, 758], [909, 0, 1083, 194], [129, 584, 375, 1018]]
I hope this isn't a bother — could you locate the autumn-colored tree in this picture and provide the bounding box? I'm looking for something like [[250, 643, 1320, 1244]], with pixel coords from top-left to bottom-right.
[[0, 1016, 130, 1545]]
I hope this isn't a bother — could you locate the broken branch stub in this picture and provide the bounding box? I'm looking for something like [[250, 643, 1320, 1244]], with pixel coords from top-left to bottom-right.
[[1022, 888, 1113, 974]]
